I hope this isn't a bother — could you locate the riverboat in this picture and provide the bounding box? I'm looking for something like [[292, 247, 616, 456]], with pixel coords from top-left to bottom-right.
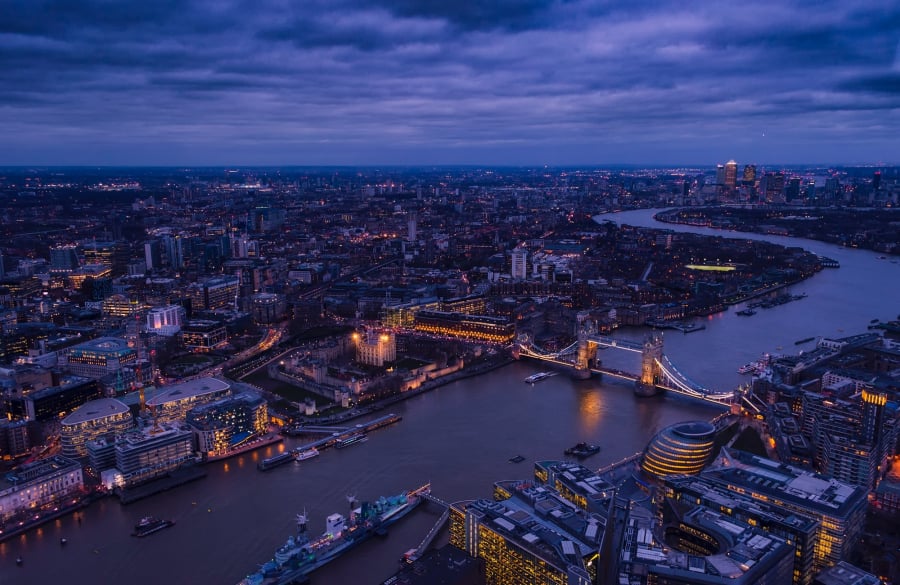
[[335, 434, 367, 449], [294, 448, 319, 461], [524, 372, 555, 384], [564, 442, 600, 458], [736, 309, 756, 316], [132, 516, 175, 537]]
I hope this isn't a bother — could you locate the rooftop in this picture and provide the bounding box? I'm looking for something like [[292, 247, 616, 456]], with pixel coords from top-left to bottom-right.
[[704, 449, 867, 517], [146, 377, 230, 406], [61, 397, 130, 425]]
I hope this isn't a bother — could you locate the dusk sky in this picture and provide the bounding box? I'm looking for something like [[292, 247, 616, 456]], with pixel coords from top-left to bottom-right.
[[2, 0, 898, 166]]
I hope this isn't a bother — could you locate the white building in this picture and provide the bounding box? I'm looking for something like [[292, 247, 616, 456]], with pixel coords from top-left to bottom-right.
[[146, 305, 186, 336], [0, 456, 83, 524], [510, 248, 528, 280]]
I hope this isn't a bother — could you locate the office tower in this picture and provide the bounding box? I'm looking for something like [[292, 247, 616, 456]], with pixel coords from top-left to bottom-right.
[[510, 248, 528, 280], [764, 172, 785, 201], [786, 177, 802, 201], [873, 170, 881, 191], [407, 211, 417, 242], [724, 159, 738, 190], [144, 240, 162, 270], [742, 164, 757, 185], [715, 164, 726, 186], [161, 234, 184, 269]]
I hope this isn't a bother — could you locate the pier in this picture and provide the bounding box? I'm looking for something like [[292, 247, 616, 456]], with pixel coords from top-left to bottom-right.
[[258, 413, 402, 471]]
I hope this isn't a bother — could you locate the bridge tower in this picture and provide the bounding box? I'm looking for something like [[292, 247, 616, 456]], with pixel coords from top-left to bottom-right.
[[573, 312, 597, 380], [635, 333, 663, 396]]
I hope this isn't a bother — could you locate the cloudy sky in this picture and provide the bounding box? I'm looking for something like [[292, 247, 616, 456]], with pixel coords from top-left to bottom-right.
[[1, 0, 898, 166]]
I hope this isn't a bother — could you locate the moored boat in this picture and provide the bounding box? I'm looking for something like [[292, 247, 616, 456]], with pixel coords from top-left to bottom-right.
[[294, 448, 319, 461], [335, 433, 367, 449], [238, 484, 430, 585]]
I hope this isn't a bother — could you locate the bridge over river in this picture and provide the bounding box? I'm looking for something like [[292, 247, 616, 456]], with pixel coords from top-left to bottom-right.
[[514, 312, 754, 409]]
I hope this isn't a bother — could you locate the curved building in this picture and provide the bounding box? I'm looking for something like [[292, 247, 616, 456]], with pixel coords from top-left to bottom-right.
[[641, 420, 716, 479], [60, 397, 133, 457]]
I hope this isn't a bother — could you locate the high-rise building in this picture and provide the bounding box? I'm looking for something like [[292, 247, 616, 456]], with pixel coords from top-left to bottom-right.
[[161, 234, 184, 269], [764, 172, 786, 201], [407, 211, 417, 242], [724, 159, 738, 190], [144, 240, 161, 271], [743, 164, 757, 185], [873, 170, 882, 191], [715, 164, 726, 186], [786, 177, 802, 201], [510, 248, 528, 280]]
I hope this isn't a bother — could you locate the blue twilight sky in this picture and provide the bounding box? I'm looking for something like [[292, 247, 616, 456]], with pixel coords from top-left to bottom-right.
[[1, 0, 898, 166]]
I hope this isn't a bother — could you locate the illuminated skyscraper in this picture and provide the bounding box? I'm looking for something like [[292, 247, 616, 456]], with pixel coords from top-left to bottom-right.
[[742, 164, 757, 185], [724, 159, 738, 190]]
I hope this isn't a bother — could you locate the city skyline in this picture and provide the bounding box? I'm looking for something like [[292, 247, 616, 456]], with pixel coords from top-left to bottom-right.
[[2, 0, 899, 166]]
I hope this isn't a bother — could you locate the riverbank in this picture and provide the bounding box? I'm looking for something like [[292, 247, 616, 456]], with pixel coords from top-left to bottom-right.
[[116, 466, 208, 505], [285, 354, 515, 428]]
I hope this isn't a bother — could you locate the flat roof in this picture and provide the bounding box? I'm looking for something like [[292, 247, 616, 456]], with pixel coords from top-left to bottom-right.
[[146, 377, 230, 406], [61, 397, 130, 425]]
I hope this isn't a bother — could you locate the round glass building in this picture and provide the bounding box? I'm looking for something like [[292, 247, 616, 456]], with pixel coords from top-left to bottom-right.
[[640, 421, 716, 479]]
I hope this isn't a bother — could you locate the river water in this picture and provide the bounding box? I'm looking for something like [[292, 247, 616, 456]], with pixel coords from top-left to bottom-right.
[[2, 209, 897, 585]]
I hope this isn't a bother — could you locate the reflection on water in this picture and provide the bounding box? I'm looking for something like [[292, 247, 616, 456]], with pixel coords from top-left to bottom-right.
[[576, 387, 604, 428]]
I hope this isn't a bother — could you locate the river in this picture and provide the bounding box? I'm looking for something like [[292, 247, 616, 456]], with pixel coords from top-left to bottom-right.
[[1, 208, 897, 585]]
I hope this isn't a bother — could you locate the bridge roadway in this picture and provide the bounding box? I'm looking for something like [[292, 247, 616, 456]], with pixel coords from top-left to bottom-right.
[[405, 490, 451, 563], [517, 336, 736, 406]]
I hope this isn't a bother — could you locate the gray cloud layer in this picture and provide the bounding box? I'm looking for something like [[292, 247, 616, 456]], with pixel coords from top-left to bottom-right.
[[1, 0, 898, 165]]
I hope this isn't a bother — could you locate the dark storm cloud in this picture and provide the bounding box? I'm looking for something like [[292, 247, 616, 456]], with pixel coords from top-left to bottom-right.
[[0, 0, 897, 164]]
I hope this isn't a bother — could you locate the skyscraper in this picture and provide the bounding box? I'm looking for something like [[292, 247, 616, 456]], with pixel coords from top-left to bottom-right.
[[724, 159, 738, 190], [510, 248, 528, 280], [715, 164, 726, 186], [742, 164, 757, 185]]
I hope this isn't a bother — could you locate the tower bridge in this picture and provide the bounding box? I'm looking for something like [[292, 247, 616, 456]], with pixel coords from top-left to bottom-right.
[[515, 313, 744, 408]]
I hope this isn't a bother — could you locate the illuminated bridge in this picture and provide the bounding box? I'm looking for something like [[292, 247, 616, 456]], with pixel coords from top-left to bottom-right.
[[514, 312, 744, 407]]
